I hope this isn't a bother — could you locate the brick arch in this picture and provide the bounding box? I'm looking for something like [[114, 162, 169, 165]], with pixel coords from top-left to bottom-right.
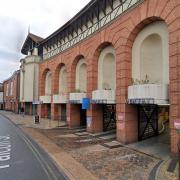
[[54, 63, 66, 94], [116, 3, 180, 150], [126, 17, 164, 50], [70, 55, 86, 91], [40, 68, 51, 96]]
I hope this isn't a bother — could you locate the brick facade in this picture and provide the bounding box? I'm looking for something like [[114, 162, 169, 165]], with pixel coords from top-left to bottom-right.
[[38, 0, 180, 153], [3, 71, 20, 113]]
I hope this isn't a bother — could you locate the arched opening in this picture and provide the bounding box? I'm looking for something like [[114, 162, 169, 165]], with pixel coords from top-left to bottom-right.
[[132, 21, 169, 84], [59, 66, 67, 93], [40, 69, 52, 119], [55, 65, 68, 122], [98, 46, 116, 90], [91, 45, 116, 132], [129, 21, 170, 159], [45, 71, 52, 95], [76, 58, 87, 92], [140, 34, 162, 83]]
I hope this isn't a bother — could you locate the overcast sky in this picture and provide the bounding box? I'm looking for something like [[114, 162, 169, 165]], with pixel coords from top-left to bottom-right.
[[0, 0, 91, 82]]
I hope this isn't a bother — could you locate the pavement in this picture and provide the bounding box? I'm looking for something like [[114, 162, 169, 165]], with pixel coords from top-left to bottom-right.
[[0, 110, 179, 180]]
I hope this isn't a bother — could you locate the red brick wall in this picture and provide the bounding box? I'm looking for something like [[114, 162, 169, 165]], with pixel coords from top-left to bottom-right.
[[39, 0, 180, 153], [3, 71, 20, 113]]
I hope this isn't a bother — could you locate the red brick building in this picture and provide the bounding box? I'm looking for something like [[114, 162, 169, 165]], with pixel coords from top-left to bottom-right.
[[3, 70, 20, 113], [0, 83, 4, 110], [36, 0, 180, 154]]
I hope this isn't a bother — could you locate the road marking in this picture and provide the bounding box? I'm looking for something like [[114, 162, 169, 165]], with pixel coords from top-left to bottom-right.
[[0, 135, 11, 169], [20, 132, 60, 180], [0, 165, 10, 169]]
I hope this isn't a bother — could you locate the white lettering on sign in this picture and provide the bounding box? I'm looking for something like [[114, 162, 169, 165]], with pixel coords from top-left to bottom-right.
[[0, 136, 11, 169]]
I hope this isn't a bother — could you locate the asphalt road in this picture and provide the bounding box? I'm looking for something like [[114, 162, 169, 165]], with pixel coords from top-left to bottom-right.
[[0, 114, 68, 180]]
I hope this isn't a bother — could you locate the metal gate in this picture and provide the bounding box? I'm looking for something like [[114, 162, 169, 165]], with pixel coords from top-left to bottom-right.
[[47, 104, 51, 119], [80, 107, 86, 126], [103, 104, 116, 131], [138, 105, 158, 141], [61, 104, 67, 121]]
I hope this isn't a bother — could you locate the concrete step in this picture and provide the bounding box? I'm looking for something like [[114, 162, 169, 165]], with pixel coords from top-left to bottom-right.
[[74, 132, 89, 136], [89, 129, 116, 137], [98, 133, 116, 140], [102, 141, 123, 149]]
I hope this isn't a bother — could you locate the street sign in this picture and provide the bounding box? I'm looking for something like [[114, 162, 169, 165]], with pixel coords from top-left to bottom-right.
[[82, 98, 90, 110]]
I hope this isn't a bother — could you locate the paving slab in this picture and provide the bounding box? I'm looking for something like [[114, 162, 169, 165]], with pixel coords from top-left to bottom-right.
[[23, 127, 98, 180], [75, 132, 89, 136], [98, 133, 116, 140], [103, 140, 123, 149], [89, 129, 116, 137], [75, 138, 95, 143], [74, 144, 108, 153], [56, 134, 78, 138]]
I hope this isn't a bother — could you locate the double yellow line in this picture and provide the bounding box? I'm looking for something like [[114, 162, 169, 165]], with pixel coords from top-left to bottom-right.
[[17, 130, 59, 180]]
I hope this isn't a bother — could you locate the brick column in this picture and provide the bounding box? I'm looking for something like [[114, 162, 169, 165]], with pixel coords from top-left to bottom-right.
[[169, 25, 180, 154], [86, 104, 103, 133], [38, 104, 48, 118], [67, 104, 80, 127], [116, 104, 138, 144], [51, 103, 60, 120]]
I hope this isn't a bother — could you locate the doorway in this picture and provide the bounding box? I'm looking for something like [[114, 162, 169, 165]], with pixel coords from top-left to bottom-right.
[[103, 104, 116, 132]]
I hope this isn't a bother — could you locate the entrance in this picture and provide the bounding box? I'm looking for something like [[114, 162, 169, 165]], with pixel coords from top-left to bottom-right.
[[32, 105, 37, 115], [80, 105, 86, 126], [61, 104, 67, 121], [25, 103, 31, 115], [103, 104, 116, 131], [47, 104, 51, 119], [138, 105, 159, 141]]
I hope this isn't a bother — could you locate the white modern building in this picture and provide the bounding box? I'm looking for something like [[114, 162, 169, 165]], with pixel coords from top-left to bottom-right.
[[20, 33, 43, 115]]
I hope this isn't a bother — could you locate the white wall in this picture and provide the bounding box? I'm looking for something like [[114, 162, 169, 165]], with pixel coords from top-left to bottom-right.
[[132, 21, 169, 84], [0, 92, 3, 103], [20, 56, 40, 102], [98, 46, 116, 90], [75, 58, 87, 92], [59, 66, 67, 93], [45, 71, 52, 95]]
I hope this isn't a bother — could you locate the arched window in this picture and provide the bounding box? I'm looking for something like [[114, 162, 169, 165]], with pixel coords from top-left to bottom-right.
[[98, 46, 116, 90], [45, 71, 52, 95], [75, 59, 87, 92], [132, 21, 169, 84], [59, 66, 67, 93]]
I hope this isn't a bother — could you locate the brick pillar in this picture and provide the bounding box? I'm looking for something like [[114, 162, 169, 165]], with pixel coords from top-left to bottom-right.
[[169, 26, 180, 154], [38, 104, 48, 118], [51, 103, 60, 120], [67, 104, 81, 127], [116, 104, 138, 144], [86, 104, 103, 133]]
